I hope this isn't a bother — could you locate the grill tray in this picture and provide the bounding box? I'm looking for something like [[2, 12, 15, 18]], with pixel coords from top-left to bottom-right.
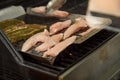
[[14, 14, 118, 76], [17, 27, 118, 75], [14, 13, 113, 64], [0, 12, 117, 80]]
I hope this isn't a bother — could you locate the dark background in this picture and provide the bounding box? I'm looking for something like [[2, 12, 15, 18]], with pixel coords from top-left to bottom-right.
[[0, 0, 88, 14]]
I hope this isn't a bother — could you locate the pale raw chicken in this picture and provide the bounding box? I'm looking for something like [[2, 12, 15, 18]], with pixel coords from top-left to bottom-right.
[[21, 29, 49, 52], [35, 33, 63, 52], [31, 6, 46, 14], [48, 10, 69, 18], [31, 6, 69, 18], [43, 36, 76, 57], [80, 28, 95, 36], [50, 20, 72, 35], [63, 18, 88, 39]]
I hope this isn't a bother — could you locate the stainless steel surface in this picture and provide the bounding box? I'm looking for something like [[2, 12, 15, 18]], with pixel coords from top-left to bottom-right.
[[59, 32, 120, 80], [46, 0, 66, 14], [110, 69, 120, 80], [0, 6, 25, 21]]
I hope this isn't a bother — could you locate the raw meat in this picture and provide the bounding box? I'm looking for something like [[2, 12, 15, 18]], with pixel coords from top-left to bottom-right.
[[21, 29, 49, 52], [43, 36, 76, 57]]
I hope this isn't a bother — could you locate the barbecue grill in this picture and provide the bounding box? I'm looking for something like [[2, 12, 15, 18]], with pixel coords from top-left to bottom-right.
[[0, 0, 120, 80]]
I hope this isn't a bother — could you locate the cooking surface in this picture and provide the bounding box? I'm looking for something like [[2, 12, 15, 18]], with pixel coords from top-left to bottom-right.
[[18, 28, 118, 76], [13, 13, 118, 75]]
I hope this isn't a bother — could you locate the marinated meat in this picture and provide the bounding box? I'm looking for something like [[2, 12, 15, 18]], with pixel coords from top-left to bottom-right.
[[43, 36, 76, 57], [31, 6, 69, 18], [31, 6, 46, 15], [63, 18, 88, 39], [21, 29, 49, 52], [48, 10, 69, 18], [35, 33, 63, 52], [80, 28, 95, 36], [50, 20, 72, 35]]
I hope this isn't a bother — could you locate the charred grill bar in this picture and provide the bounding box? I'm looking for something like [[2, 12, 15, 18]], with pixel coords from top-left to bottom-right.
[[0, 0, 120, 80]]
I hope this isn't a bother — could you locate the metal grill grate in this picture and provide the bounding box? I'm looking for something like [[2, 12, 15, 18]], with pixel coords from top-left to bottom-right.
[[54, 29, 118, 69], [20, 29, 118, 76]]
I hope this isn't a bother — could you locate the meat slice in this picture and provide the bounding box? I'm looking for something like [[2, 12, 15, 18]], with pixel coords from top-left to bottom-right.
[[48, 10, 69, 18], [21, 29, 49, 52], [31, 6, 69, 18], [35, 33, 63, 52], [80, 28, 95, 36], [50, 20, 72, 35], [63, 18, 88, 39], [31, 6, 46, 14], [43, 36, 76, 57]]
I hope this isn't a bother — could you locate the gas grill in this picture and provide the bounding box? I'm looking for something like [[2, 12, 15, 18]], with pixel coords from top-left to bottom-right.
[[0, 0, 120, 80]]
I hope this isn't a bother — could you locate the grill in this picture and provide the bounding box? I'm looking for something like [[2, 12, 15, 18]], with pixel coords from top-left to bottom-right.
[[0, 0, 120, 80], [54, 30, 118, 67]]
